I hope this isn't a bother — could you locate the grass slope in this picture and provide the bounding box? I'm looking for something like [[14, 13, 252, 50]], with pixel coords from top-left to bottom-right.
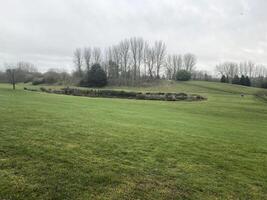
[[0, 81, 267, 199]]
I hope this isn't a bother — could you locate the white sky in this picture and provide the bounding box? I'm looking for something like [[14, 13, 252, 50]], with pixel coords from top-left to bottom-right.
[[0, 0, 267, 72]]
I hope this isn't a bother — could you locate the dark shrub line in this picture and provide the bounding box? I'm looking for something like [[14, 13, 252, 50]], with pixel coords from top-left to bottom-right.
[[24, 87, 206, 101]]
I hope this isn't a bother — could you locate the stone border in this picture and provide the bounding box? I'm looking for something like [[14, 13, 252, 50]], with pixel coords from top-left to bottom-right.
[[24, 87, 207, 102]]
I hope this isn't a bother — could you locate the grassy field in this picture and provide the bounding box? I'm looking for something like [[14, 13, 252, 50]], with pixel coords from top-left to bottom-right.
[[0, 81, 267, 199]]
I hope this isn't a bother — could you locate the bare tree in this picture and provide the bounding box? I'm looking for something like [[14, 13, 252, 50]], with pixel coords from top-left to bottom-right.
[[154, 41, 166, 78], [248, 61, 255, 78], [255, 65, 267, 77], [215, 63, 225, 76], [177, 55, 183, 71], [111, 45, 121, 79], [165, 55, 173, 80], [119, 39, 130, 83], [228, 62, 238, 79], [102, 48, 110, 74], [6, 67, 17, 90], [143, 41, 149, 77], [172, 54, 182, 79], [14, 61, 38, 82], [92, 47, 102, 64], [216, 61, 238, 80], [144, 45, 156, 79], [17, 61, 37, 73], [136, 38, 144, 78], [183, 53, 197, 72], [239, 61, 248, 77], [130, 37, 144, 82], [73, 48, 83, 77], [165, 54, 184, 80], [130, 37, 138, 81], [83, 47, 91, 72]]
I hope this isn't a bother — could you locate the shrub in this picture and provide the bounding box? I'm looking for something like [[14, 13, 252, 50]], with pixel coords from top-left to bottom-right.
[[32, 77, 45, 85], [176, 70, 191, 81], [232, 75, 240, 84], [44, 71, 61, 84], [24, 74, 35, 83]]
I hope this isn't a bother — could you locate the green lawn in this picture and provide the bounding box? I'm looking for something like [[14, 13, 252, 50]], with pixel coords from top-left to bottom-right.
[[0, 81, 267, 199]]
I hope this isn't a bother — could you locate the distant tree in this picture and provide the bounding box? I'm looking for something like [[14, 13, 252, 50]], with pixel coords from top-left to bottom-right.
[[261, 80, 267, 88], [130, 37, 144, 82], [165, 54, 183, 80], [44, 70, 61, 84], [232, 75, 240, 84], [183, 53, 197, 72], [225, 76, 229, 83], [220, 75, 227, 83], [108, 60, 119, 80], [154, 40, 166, 78], [6, 68, 17, 90], [176, 70, 191, 81], [0, 71, 8, 83], [144, 43, 156, 79], [204, 73, 211, 81], [109, 45, 121, 81], [240, 75, 246, 86], [73, 48, 83, 77], [119, 39, 130, 84], [215, 62, 238, 81], [245, 76, 251, 86], [165, 55, 173, 80], [83, 47, 92, 72], [59, 71, 72, 86], [92, 47, 102, 64], [82, 63, 107, 87]]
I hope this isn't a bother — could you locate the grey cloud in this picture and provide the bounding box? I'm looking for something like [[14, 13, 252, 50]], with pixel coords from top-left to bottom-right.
[[0, 0, 266, 72]]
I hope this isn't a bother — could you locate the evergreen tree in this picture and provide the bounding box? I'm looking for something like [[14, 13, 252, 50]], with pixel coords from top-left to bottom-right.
[[232, 75, 240, 85], [240, 75, 246, 86], [225, 76, 229, 83], [220, 75, 226, 83], [81, 63, 107, 87], [245, 76, 251, 86]]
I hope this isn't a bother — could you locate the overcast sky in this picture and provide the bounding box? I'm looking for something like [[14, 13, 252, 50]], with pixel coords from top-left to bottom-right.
[[0, 0, 267, 72]]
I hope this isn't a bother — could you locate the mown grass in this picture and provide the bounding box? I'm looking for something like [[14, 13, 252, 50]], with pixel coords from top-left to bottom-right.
[[0, 81, 267, 199]]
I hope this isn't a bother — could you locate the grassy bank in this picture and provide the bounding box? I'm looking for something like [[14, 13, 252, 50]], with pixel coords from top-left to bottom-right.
[[0, 81, 267, 199]]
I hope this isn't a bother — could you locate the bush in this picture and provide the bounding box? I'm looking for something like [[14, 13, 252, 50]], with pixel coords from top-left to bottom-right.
[[81, 64, 107, 87], [176, 70, 191, 81], [232, 75, 240, 84], [44, 71, 61, 84], [32, 77, 45, 85]]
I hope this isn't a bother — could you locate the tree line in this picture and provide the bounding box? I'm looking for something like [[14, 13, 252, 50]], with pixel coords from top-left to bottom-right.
[[0, 62, 73, 89], [216, 61, 267, 88], [1, 37, 267, 89], [73, 37, 197, 86]]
